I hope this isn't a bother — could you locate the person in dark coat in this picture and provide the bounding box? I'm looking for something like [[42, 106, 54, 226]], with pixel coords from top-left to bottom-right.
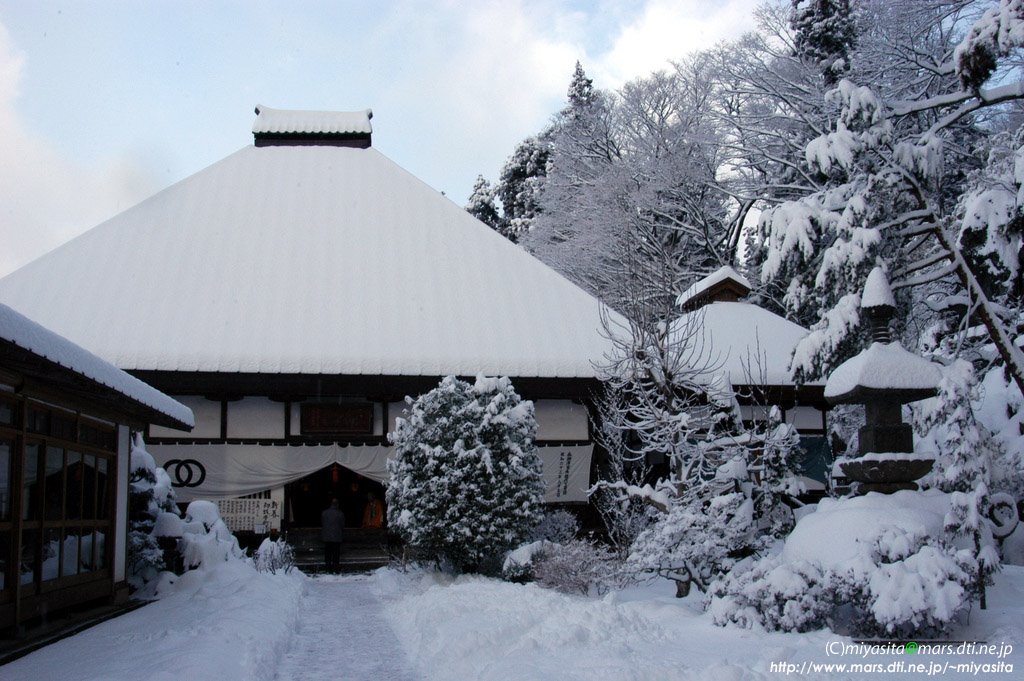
[[321, 498, 346, 573]]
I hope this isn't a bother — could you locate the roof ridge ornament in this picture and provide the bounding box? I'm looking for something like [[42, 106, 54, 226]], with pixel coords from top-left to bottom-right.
[[252, 105, 373, 148]]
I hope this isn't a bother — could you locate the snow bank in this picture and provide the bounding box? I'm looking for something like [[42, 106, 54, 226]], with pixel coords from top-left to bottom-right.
[[9, 564, 1024, 681], [375, 566, 1024, 681], [782, 490, 950, 568], [3, 562, 305, 681]]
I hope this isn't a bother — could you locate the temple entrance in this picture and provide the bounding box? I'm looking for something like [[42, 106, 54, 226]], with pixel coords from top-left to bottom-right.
[[283, 465, 390, 571], [284, 464, 386, 529]]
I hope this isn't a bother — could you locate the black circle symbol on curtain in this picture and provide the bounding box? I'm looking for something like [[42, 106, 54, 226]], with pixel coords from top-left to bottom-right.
[[164, 459, 207, 488]]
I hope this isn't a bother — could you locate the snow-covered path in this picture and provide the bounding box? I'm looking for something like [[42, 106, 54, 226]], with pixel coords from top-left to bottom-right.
[[274, 573, 419, 681]]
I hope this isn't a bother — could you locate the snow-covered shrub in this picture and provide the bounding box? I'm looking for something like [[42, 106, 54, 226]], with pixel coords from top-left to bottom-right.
[[710, 522, 973, 638], [626, 462, 756, 594], [831, 526, 971, 638], [709, 556, 831, 633], [533, 538, 620, 596], [502, 540, 551, 583], [529, 509, 579, 544], [254, 537, 295, 575], [386, 375, 546, 574], [179, 500, 247, 570], [127, 434, 181, 590]]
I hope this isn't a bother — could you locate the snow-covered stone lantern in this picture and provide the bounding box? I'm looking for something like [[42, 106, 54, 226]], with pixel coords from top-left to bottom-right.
[[823, 268, 942, 494]]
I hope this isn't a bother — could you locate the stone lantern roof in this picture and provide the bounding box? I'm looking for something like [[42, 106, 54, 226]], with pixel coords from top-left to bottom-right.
[[824, 267, 941, 405]]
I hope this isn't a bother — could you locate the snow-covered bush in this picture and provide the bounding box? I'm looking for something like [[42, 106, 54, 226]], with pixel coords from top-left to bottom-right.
[[831, 526, 971, 638], [529, 509, 580, 544], [254, 537, 295, 575], [179, 500, 248, 571], [533, 538, 620, 596], [628, 483, 755, 594], [127, 434, 181, 590], [709, 556, 831, 633], [501, 540, 551, 583], [386, 375, 546, 574], [710, 512, 974, 638]]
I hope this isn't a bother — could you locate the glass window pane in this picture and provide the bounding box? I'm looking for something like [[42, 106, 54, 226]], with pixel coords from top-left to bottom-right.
[[78, 529, 94, 574], [93, 529, 106, 570], [51, 412, 76, 441], [26, 407, 49, 434], [0, 399, 12, 426], [44, 447, 65, 520], [96, 457, 109, 519], [0, 440, 11, 522], [22, 444, 41, 521], [62, 530, 80, 577], [42, 528, 61, 582], [20, 529, 38, 586], [66, 451, 82, 520], [82, 454, 97, 520]]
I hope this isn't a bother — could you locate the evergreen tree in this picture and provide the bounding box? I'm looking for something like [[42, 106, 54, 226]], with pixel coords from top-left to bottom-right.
[[915, 360, 1003, 607], [791, 0, 857, 86], [465, 174, 501, 231], [495, 133, 552, 241], [386, 375, 545, 574], [566, 60, 596, 116], [127, 434, 181, 589]]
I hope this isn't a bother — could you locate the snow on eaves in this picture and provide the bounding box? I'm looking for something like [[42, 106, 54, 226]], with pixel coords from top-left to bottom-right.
[[252, 105, 372, 135], [824, 341, 942, 399], [0, 144, 617, 379], [0, 302, 194, 428]]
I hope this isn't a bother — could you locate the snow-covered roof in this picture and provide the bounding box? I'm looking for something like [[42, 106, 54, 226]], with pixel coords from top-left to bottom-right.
[[672, 302, 818, 387], [824, 341, 942, 402], [0, 127, 616, 379], [676, 266, 752, 309], [252, 105, 373, 136], [862, 266, 895, 308], [0, 302, 194, 429]]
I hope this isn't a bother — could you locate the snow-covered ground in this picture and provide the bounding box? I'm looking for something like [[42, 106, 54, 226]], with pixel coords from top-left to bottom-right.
[[5, 562, 1022, 681]]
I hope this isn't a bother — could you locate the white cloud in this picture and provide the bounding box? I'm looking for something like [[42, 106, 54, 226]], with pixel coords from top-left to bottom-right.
[[594, 0, 759, 85], [0, 20, 160, 277], [0, 0, 764, 263]]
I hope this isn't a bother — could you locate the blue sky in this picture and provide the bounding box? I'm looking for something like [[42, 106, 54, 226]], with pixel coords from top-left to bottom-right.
[[0, 0, 759, 276]]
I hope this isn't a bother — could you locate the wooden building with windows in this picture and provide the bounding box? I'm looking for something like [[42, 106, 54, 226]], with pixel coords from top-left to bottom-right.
[[0, 107, 611, 537], [0, 303, 192, 632]]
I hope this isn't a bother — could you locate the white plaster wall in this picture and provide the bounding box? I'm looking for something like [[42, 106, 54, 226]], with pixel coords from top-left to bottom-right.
[[114, 425, 130, 582], [786, 406, 825, 431], [535, 400, 589, 441], [227, 397, 285, 439], [150, 396, 221, 438]]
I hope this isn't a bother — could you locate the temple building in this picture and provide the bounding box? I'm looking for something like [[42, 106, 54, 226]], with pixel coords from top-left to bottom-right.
[[0, 108, 833, 543], [0, 107, 612, 535], [0, 303, 192, 631], [675, 266, 830, 488]]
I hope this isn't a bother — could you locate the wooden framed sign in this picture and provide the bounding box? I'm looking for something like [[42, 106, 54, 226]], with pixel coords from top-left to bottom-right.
[[300, 403, 374, 435]]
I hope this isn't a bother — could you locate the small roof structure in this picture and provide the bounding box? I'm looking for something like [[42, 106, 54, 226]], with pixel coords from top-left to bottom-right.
[[823, 341, 943, 404], [0, 302, 193, 429], [0, 107, 615, 382], [672, 269, 819, 389], [676, 265, 752, 309], [252, 105, 373, 147]]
